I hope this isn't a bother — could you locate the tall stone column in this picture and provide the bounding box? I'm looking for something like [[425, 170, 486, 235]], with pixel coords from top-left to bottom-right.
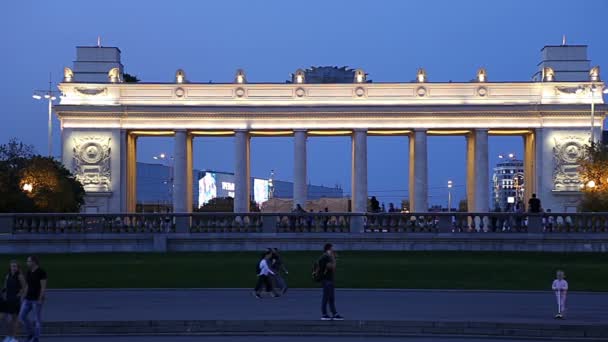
[[409, 129, 428, 212], [234, 130, 251, 213], [125, 131, 137, 213], [523, 131, 537, 206], [351, 129, 368, 213], [466, 129, 489, 212], [293, 130, 307, 209], [173, 130, 189, 213]]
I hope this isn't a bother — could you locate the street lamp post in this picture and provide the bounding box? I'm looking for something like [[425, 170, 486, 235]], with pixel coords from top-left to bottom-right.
[[33, 74, 59, 157], [578, 85, 608, 143], [447, 180, 453, 212]]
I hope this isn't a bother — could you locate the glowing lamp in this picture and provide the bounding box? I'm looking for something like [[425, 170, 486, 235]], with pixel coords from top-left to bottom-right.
[[108, 68, 121, 83], [22, 183, 33, 192], [175, 69, 186, 84], [235, 69, 246, 84], [589, 66, 600, 82], [63, 67, 74, 82], [476, 68, 487, 82], [417, 68, 426, 83], [587, 180, 596, 188], [293, 69, 305, 84], [542, 67, 554, 82], [354, 69, 366, 83]]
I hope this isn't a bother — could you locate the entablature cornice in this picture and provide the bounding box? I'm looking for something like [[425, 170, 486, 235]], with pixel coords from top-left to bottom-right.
[[57, 81, 605, 107]]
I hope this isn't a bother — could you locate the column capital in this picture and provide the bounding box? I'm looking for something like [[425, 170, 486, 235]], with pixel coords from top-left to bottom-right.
[[293, 129, 307, 133], [353, 128, 368, 133], [413, 128, 427, 133]]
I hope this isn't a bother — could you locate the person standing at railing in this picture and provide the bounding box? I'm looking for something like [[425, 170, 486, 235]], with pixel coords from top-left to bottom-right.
[[0, 260, 26, 342], [528, 193, 542, 213], [552, 270, 568, 319]]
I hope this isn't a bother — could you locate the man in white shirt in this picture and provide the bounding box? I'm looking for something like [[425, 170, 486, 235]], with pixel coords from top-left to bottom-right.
[[254, 250, 275, 299]]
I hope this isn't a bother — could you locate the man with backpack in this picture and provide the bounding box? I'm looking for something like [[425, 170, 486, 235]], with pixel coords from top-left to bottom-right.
[[313, 243, 343, 321]]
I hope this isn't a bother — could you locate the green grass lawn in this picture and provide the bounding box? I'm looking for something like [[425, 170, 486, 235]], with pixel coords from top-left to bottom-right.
[[1, 251, 607, 291]]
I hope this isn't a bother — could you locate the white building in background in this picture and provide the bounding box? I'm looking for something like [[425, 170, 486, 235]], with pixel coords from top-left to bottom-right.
[[492, 156, 525, 212]]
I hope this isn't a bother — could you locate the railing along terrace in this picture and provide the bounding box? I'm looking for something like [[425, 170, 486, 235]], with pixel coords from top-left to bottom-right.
[[2, 212, 608, 234]]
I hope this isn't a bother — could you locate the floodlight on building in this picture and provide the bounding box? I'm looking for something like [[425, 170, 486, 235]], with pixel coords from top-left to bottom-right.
[[235, 69, 247, 84], [476, 68, 487, 82], [175, 69, 186, 84], [416, 68, 427, 83], [354, 69, 366, 83], [32, 95, 42, 100]]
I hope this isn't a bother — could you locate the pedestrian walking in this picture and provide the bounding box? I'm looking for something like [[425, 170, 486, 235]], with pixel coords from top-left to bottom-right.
[[315, 243, 343, 321], [0, 260, 26, 342], [254, 250, 276, 299], [552, 270, 568, 319], [271, 248, 289, 295], [19, 256, 47, 342]]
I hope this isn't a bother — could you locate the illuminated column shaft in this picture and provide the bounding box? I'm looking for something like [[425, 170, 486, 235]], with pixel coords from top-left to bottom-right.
[[173, 130, 189, 213], [293, 130, 307, 209], [467, 129, 489, 212], [409, 129, 428, 212], [234, 130, 251, 213], [351, 129, 368, 213]]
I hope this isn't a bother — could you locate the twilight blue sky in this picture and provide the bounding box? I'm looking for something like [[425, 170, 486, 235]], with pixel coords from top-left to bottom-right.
[[1, 0, 607, 206]]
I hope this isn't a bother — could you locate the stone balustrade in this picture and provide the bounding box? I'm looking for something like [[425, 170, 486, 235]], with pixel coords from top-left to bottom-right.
[[3, 212, 608, 235]]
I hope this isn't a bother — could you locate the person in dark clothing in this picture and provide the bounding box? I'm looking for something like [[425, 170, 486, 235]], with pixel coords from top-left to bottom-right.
[[0, 260, 26, 342], [19, 256, 47, 342], [528, 193, 542, 213], [271, 248, 289, 295], [319, 243, 343, 321]]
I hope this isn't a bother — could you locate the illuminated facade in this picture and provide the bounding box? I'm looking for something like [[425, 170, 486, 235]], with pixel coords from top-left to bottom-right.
[[56, 45, 606, 214]]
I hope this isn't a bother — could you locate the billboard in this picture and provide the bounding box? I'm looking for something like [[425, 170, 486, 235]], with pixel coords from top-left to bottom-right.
[[198, 172, 217, 208], [253, 178, 269, 205]]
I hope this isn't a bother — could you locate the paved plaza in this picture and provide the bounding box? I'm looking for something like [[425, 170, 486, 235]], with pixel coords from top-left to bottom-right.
[[43, 336, 566, 342], [44, 288, 608, 324]]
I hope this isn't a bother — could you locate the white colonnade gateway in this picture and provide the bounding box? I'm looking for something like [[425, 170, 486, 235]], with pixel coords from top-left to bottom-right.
[[55, 44, 606, 214]]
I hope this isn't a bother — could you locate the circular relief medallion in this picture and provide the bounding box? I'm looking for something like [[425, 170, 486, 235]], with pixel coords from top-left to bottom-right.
[[560, 142, 583, 163], [80, 142, 103, 164], [175, 87, 185, 98], [477, 86, 488, 97], [235, 87, 246, 98], [354, 87, 366, 97], [295, 87, 306, 97], [416, 86, 427, 97]]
